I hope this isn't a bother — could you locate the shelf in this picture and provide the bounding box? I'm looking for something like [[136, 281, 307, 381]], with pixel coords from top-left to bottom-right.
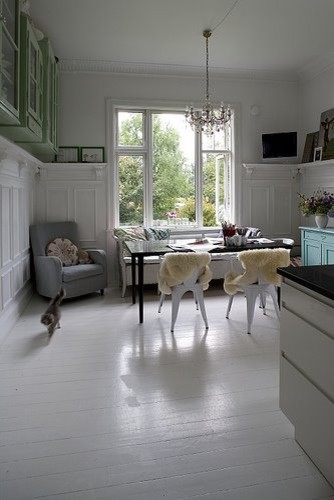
[[242, 163, 299, 175], [299, 159, 334, 168], [243, 160, 334, 175], [42, 162, 107, 172]]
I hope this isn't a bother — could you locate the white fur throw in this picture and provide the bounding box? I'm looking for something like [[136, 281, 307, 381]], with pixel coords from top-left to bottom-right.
[[158, 252, 212, 294], [224, 248, 290, 295]]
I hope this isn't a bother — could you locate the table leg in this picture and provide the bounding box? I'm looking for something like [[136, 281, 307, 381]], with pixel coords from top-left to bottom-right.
[[138, 255, 144, 323], [131, 255, 136, 304]]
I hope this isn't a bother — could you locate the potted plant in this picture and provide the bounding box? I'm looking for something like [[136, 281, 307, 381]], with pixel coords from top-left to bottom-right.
[[298, 189, 334, 228]]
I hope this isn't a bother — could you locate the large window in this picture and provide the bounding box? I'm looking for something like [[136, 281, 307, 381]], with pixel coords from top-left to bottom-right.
[[113, 106, 234, 228]]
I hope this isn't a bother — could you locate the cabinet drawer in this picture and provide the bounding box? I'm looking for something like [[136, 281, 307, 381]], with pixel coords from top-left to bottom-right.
[[281, 308, 334, 399], [303, 230, 334, 244], [319, 232, 334, 244], [281, 283, 334, 335], [280, 357, 334, 487], [303, 231, 318, 241]]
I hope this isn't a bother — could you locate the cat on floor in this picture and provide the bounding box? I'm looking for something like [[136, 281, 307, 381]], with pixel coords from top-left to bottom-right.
[[41, 288, 66, 339]]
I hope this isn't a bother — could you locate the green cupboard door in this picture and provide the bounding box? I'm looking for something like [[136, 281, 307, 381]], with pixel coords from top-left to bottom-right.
[[28, 37, 37, 117], [0, 0, 19, 122], [51, 54, 58, 149], [27, 23, 42, 125], [303, 239, 322, 265], [323, 243, 334, 265], [46, 43, 58, 148]]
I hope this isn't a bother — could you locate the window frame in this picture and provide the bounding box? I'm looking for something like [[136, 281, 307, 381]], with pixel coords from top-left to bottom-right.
[[107, 99, 239, 230]]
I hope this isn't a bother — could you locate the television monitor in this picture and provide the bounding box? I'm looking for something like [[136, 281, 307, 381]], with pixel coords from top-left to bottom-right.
[[262, 131, 297, 160]]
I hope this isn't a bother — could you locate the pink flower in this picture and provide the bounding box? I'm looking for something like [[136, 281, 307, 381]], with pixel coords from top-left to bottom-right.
[[166, 211, 177, 218]]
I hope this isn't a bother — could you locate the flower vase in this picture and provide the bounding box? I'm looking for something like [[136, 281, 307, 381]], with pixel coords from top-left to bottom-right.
[[315, 214, 328, 229]]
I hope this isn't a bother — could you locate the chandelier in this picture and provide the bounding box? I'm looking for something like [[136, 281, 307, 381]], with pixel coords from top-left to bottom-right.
[[185, 30, 231, 135]]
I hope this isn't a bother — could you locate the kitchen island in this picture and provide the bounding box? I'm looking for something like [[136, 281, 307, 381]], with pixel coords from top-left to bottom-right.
[[277, 265, 334, 488]]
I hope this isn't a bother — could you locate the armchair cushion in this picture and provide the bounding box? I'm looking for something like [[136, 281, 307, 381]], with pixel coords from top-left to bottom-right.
[[62, 264, 103, 282], [46, 238, 79, 266]]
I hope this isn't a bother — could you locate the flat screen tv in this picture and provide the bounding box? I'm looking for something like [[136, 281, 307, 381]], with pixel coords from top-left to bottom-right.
[[262, 131, 297, 160]]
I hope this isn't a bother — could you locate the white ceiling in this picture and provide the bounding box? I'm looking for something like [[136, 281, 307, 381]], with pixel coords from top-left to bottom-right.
[[29, 0, 334, 80]]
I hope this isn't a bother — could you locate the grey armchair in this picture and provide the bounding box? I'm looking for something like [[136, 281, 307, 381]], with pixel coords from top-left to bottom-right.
[[30, 221, 107, 298]]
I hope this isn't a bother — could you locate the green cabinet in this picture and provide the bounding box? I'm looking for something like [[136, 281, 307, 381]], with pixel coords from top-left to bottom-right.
[[0, 12, 59, 159], [16, 36, 58, 159], [301, 227, 334, 265], [0, 13, 42, 141], [0, 0, 19, 124]]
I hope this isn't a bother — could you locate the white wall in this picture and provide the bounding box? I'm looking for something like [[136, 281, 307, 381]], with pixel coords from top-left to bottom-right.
[[0, 136, 40, 343], [58, 71, 300, 164], [35, 162, 108, 255], [300, 67, 334, 137]]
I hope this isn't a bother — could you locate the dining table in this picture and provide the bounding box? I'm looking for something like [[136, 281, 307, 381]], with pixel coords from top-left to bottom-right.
[[124, 238, 294, 324]]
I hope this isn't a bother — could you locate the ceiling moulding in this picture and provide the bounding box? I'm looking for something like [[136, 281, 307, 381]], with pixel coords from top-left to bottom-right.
[[298, 51, 334, 81], [59, 59, 298, 83]]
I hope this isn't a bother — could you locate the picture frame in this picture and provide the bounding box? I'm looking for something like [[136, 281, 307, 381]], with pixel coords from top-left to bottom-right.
[[80, 147, 105, 163], [313, 146, 322, 162], [318, 108, 334, 160], [301, 131, 318, 163], [55, 146, 80, 163]]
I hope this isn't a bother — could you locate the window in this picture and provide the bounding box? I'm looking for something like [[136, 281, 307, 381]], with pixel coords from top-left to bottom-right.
[[112, 105, 234, 228]]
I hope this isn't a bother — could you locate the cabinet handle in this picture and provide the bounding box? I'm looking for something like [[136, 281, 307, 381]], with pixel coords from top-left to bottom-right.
[[0, 15, 6, 23]]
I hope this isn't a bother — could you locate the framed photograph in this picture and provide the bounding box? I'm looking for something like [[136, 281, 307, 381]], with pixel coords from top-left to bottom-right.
[[80, 147, 105, 163], [301, 131, 318, 163], [55, 147, 79, 163], [313, 146, 322, 162], [318, 108, 334, 160]]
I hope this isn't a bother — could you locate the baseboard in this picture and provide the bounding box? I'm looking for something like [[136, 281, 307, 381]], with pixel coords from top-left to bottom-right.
[[0, 282, 34, 347]]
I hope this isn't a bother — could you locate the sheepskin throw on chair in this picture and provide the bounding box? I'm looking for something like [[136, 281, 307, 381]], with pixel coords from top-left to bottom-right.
[[158, 252, 212, 294], [224, 248, 291, 295]]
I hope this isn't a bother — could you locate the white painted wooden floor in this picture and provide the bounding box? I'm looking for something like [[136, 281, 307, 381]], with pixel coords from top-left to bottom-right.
[[0, 284, 333, 500]]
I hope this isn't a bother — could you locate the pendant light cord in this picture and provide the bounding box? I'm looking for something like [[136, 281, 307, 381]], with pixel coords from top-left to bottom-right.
[[211, 0, 240, 33], [204, 31, 211, 101]]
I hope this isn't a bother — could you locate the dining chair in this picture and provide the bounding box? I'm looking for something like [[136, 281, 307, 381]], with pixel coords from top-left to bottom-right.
[[158, 252, 212, 332], [223, 248, 291, 334]]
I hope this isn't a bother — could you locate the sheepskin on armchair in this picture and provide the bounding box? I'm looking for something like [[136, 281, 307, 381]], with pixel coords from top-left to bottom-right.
[[158, 252, 212, 294], [223, 248, 291, 295]]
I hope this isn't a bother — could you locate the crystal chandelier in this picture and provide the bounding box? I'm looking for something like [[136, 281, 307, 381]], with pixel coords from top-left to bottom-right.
[[185, 30, 231, 135]]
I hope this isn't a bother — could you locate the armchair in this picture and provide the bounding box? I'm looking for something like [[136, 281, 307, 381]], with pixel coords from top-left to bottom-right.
[[30, 221, 107, 298]]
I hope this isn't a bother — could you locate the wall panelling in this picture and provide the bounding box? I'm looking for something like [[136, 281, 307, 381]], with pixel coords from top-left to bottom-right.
[[0, 136, 41, 343]]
